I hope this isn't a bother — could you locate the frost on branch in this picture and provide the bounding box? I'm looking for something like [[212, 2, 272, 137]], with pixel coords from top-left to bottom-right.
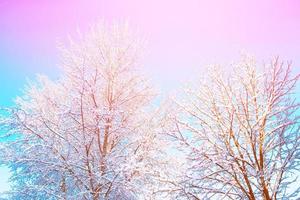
[[166, 55, 300, 200], [0, 23, 169, 200]]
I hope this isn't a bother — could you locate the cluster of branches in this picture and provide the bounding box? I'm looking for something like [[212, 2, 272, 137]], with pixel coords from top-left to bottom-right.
[[0, 23, 173, 200], [0, 23, 299, 200], [165, 56, 300, 200]]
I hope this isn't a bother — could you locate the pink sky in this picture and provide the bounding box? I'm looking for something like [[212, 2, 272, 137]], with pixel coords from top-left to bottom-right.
[[1, 0, 300, 91]]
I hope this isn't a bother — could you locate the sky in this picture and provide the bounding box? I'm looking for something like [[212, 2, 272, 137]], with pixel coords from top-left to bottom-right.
[[0, 0, 300, 193]]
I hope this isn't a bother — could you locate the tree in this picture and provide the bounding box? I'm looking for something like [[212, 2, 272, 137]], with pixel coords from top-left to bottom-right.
[[0, 22, 168, 199], [167, 55, 300, 199]]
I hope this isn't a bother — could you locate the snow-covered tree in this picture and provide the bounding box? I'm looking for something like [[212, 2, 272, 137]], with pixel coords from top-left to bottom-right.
[[167, 56, 300, 199], [0, 23, 169, 200]]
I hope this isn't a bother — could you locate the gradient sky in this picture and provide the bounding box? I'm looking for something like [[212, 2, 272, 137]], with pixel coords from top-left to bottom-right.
[[1, 0, 300, 193]]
